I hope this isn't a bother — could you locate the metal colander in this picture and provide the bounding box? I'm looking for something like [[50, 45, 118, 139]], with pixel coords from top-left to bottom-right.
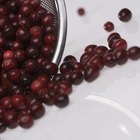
[[41, 0, 67, 65]]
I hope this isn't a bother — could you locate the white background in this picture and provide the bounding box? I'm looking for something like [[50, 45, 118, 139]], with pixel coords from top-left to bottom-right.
[[1, 0, 140, 139]]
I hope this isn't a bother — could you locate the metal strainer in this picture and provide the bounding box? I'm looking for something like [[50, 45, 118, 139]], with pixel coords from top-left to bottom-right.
[[41, 0, 67, 65]]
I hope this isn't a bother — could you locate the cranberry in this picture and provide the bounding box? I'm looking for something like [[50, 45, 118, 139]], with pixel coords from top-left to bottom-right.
[[107, 32, 121, 42], [26, 46, 39, 59], [16, 27, 30, 43], [43, 25, 55, 34], [3, 50, 14, 60], [18, 114, 33, 128], [60, 62, 73, 74], [104, 52, 116, 67], [113, 48, 128, 65], [3, 110, 18, 128], [0, 5, 8, 16], [11, 94, 27, 110], [44, 34, 56, 44], [84, 64, 100, 82], [11, 41, 23, 51], [41, 45, 54, 58], [54, 94, 69, 108], [10, 85, 24, 95], [6, 0, 20, 14], [14, 49, 26, 63], [63, 72, 72, 83], [89, 55, 104, 70], [93, 46, 108, 56], [37, 6, 47, 16], [63, 55, 77, 63], [71, 70, 83, 85], [30, 102, 45, 119], [3, 25, 16, 40], [84, 44, 97, 53], [42, 62, 58, 76], [0, 16, 9, 29], [20, 4, 33, 17], [118, 8, 132, 22], [104, 21, 114, 32], [80, 53, 92, 64], [72, 62, 82, 70], [2, 59, 17, 70], [8, 69, 21, 83], [24, 59, 39, 73], [52, 73, 64, 82], [30, 11, 41, 25], [30, 36, 43, 48], [41, 13, 54, 26], [30, 0, 41, 9], [1, 96, 12, 109], [30, 26, 42, 37], [112, 38, 127, 50], [127, 46, 140, 60], [19, 17, 31, 28], [57, 81, 72, 95], [77, 8, 85, 16], [31, 79, 46, 93]]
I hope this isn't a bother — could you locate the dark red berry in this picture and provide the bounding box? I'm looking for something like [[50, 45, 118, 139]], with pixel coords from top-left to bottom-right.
[[44, 34, 56, 44], [20, 4, 33, 17], [112, 38, 127, 50], [77, 8, 85, 16], [104, 52, 116, 67], [30, 102, 45, 119], [41, 13, 54, 26], [18, 114, 33, 128], [118, 8, 132, 22], [127, 46, 140, 60], [71, 70, 83, 85], [93, 46, 108, 56], [84, 44, 97, 53], [104, 21, 114, 32], [84, 64, 100, 82], [113, 48, 128, 65], [11, 94, 27, 110], [54, 94, 69, 108]]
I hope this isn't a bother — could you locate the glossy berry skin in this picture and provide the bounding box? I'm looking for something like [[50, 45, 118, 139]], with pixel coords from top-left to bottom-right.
[[84, 64, 100, 82], [41, 13, 54, 26], [54, 94, 69, 108], [44, 34, 56, 44], [1, 96, 12, 109], [29, 26, 42, 37], [30, 102, 45, 119], [11, 41, 23, 51], [30, 11, 41, 25], [42, 62, 58, 76], [18, 114, 34, 129], [0, 36, 6, 47], [60, 62, 73, 74], [107, 32, 121, 43], [19, 17, 32, 28], [14, 49, 26, 63], [43, 25, 55, 34], [16, 27, 30, 43], [3, 110, 18, 128], [11, 94, 27, 110], [20, 4, 33, 17], [0, 86, 7, 97], [0, 5, 8, 16], [89, 55, 104, 70], [127, 46, 140, 60], [104, 21, 114, 32], [63, 55, 77, 63], [103, 52, 116, 67], [93, 46, 108, 56], [112, 38, 127, 50], [3, 50, 14, 60], [118, 8, 132, 22], [0, 105, 5, 119], [71, 70, 83, 85], [84, 44, 97, 53], [113, 48, 128, 65], [41, 45, 54, 58], [80, 53, 92, 64], [8, 69, 21, 83], [26, 46, 39, 59]]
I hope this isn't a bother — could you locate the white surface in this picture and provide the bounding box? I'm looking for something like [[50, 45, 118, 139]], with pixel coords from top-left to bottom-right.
[[1, 0, 140, 139]]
